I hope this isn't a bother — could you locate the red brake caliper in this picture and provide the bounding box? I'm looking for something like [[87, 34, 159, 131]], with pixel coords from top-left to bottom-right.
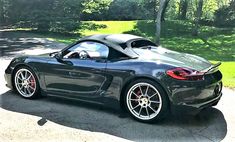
[[30, 77, 35, 89], [134, 89, 141, 101]]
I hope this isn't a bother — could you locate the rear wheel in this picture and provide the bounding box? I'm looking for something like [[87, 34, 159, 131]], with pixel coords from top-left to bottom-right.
[[14, 67, 40, 99], [124, 79, 169, 122]]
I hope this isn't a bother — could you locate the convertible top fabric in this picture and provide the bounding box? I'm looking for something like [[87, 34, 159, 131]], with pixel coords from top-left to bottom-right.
[[79, 34, 146, 58], [81, 34, 142, 46]]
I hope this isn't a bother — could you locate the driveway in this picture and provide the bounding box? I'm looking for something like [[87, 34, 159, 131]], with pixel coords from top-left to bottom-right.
[[0, 30, 234, 142]]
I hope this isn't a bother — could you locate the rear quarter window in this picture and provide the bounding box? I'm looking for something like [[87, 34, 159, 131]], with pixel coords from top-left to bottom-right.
[[131, 40, 156, 48]]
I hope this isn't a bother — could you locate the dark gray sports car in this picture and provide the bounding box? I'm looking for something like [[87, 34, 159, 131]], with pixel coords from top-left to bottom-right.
[[4, 34, 222, 122]]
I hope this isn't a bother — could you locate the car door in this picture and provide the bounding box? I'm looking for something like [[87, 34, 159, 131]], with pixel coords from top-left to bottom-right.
[[44, 41, 109, 98]]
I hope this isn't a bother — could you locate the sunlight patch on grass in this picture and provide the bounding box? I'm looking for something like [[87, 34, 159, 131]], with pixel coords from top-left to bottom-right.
[[192, 39, 204, 44], [80, 21, 136, 36], [215, 62, 235, 88]]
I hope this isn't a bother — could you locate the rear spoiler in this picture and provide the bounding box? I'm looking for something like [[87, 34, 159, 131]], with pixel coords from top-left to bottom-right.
[[203, 62, 221, 74]]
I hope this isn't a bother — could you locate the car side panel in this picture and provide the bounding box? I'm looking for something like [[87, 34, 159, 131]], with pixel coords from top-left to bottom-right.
[[102, 59, 171, 103], [44, 58, 107, 98]]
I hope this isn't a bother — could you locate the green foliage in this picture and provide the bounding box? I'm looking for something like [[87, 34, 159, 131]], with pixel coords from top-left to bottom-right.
[[139, 0, 158, 20], [165, 0, 233, 25], [2, 0, 234, 28], [50, 21, 81, 33], [0, 0, 13, 24], [0, 0, 4, 24], [202, 0, 218, 20], [107, 0, 145, 20], [82, 0, 112, 14], [0, 0, 84, 32], [214, 0, 235, 27], [165, 0, 178, 19], [80, 22, 107, 31], [81, 0, 112, 20]]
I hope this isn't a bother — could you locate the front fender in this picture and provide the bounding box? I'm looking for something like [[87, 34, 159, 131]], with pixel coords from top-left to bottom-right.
[[6, 56, 48, 94]]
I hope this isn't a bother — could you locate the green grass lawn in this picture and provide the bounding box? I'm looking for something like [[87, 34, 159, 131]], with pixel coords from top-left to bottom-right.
[[217, 62, 235, 87], [80, 21, 136, 35], [34, 20, 235, 87]]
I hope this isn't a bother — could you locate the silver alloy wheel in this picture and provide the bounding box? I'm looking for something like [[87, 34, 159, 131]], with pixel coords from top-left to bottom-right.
[[14, 68, 36, 98], [126, 82, 162, 120]]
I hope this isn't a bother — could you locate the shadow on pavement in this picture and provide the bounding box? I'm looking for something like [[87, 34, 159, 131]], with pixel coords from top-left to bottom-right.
[[0, 91, 227, 142], [0, 31, 66, 58]]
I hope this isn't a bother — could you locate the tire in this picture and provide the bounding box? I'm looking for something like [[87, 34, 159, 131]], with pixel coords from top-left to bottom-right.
[[13, 66, 40, 99], [124, 79, 169, 123]]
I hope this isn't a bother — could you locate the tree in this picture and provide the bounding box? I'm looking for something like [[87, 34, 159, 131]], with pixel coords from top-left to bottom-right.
[[6, 0, 83, 32], [82, 0, 112, 14], [214, 0, 235, 27], [0, 0, 3, 25], [106, 0, 143, 20], [0, 0, 12, 25], [202, 0, 218, 20], [156, 0, 166, 44], [192, 0, 203, 36], [139, 0, 159, 21], [81, 0, 113, 20], [178, 0, 188, 20], [161, 0, 170, 21]]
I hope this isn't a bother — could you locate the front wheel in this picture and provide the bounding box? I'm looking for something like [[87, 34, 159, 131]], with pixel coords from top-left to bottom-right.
[[14, 66, 40, 99], [124, 79, 169, 123]]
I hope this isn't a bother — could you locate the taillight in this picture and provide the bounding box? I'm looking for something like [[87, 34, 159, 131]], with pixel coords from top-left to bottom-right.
[[166, 67, 204, 81]]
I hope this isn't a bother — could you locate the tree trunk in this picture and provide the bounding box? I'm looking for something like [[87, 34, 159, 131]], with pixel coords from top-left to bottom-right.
[[181, 0, 188, 20], [153, 0, 158, 22], [192, 0, 203, 36], [156, 0, 166, 45], [178, 0, 188, 20], [161, 0, 170, 21], [0, 0, 7, 25], [0, 0, 3, 25]]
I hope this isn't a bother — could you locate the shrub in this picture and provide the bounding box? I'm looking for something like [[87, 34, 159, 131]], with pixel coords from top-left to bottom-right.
[[214, 1, 235, 27]]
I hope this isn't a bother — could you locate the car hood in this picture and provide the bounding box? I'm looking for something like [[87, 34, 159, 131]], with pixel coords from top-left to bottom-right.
[[37, 53, 52, 57], [135, 47, 212, 71]]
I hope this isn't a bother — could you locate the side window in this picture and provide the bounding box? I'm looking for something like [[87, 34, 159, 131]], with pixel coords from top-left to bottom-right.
[[108, 48, 129, 60], [64, 41, 109, 59]]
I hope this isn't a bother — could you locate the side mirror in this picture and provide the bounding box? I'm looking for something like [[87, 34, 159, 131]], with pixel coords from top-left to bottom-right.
[[53, 51, 73, 66], [54, 52, 63, 61]]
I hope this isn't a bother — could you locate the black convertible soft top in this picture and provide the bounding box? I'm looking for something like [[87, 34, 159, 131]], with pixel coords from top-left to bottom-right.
[[80, 34, 143, 47], [79, 34, 155, 58]]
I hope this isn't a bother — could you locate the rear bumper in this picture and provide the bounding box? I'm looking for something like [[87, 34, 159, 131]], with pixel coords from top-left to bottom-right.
[[165, 70, 223, 114], [171, 90, 222, 115]]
